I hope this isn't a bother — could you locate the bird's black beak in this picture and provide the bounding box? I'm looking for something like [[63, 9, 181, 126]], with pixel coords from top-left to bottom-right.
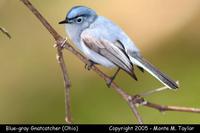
[[59, 19, 68, 24]]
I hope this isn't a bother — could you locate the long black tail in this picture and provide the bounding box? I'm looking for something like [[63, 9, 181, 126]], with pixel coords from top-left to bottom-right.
[[130, 54, 178, 89]]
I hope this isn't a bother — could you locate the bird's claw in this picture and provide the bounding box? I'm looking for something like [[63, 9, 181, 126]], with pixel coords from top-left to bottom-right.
[[85, 61, 94, 70]]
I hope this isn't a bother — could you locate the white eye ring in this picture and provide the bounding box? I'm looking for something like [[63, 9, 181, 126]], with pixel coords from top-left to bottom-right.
[[76, 17, 83, 23]]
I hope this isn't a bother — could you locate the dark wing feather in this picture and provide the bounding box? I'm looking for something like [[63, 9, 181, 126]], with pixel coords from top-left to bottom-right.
[[137, 66, 145, 73], [82, 34, 137, 80]]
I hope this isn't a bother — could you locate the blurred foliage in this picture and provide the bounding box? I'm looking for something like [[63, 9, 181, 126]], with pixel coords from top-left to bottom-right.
[[0, 0, 200, 124]]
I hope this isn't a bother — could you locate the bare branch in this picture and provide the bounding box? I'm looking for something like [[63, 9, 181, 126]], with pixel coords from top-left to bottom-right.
[[20, 0, 60, 40], [130, 95, 200, 113], [0, 27, 11, 39], [145, 102, 200, 113], [21, 0, 72, 123], [20, 0, 200, 124], [56, 39, 72, 124]]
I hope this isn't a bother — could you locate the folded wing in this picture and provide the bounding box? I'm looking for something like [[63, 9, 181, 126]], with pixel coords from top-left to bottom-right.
[[82, 32, 137, 80]]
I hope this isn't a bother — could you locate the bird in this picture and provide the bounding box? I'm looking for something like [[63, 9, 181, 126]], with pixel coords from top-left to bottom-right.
[[59, 6, 178, 89]]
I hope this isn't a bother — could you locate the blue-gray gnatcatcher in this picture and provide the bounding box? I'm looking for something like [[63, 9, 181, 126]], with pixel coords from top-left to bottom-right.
[[59, 6, 178, 89]]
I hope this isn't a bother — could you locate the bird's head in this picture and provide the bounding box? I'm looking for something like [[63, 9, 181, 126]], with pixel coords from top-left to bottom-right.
[[59, 6, 97, 27]]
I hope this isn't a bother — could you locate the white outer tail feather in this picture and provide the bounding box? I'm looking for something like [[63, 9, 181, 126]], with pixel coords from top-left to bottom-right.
[[129, 56, 173, 89]]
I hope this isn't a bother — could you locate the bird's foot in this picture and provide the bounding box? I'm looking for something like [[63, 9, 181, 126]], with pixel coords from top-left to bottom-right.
[[85, 60, 95, 70]]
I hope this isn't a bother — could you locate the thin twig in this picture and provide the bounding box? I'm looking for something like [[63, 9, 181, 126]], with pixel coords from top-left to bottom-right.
[[20, 0, 200, 124], [56, 39, 72, 123], [129, 95, 200, 113], [21, 0, 72, 123], [145, 102, 200, 113], [0, 27, 11, 39]]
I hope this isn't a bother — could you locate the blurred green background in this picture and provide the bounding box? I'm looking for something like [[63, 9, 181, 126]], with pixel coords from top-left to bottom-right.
[[0, 0, 200, 124]]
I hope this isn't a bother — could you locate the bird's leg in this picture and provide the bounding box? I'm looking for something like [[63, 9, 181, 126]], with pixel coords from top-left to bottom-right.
[[107, 67, 121, 88], [85, 60, 96, 70]]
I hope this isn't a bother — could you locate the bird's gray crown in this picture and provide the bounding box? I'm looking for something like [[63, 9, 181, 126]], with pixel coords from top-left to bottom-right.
[[66, 6, 97, 20]]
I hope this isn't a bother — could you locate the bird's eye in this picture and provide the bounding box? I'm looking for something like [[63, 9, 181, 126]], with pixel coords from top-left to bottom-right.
[[76, 17, 83, 23]]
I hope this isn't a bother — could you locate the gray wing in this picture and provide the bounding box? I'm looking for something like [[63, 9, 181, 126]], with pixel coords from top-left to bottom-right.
[[81, 31, 137, 79], [88, 16, 140, 54]]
